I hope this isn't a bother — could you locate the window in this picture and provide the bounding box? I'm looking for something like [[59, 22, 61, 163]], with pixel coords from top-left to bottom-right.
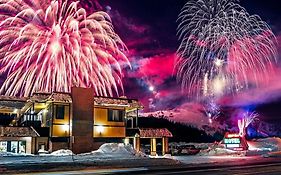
[[0, 141, 26, 153], [108, 109, 124, 122], [55, 105, 65, 119], [0, 141, 7, 152]]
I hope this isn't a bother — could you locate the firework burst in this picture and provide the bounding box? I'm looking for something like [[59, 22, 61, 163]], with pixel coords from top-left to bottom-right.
[[0, 0, 129, 97], [176, 0, 277, 98]]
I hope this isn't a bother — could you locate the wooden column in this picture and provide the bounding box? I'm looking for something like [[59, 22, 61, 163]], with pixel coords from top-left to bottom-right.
[[150, 138, 157, 156], [136, 109, 139, 127], [133, 135, 140, 152], [162, 137, 169, 155]]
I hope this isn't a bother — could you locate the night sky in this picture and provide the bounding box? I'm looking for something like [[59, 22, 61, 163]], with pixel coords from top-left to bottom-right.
[[91, 0, 281, 123], [1, 0, 281, 125]]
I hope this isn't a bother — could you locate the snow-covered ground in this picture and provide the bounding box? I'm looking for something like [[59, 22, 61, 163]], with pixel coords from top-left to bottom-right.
[[0, 143, 146, 165], [170, 137, 281, 157], [248, 137, 281, 152], [78, 143, 146, 157], [1, 138, 281, 166]]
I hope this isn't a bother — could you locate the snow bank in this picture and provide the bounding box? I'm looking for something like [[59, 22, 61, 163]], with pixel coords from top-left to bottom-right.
[[199, 147, 244, 156], [50, 149, 73, 156], [0, 152, 33, 157], [248, 137, 281, 152], [189, 142, 245, 156], [149, 154, 173, 159], [79, 143, 146, 157]]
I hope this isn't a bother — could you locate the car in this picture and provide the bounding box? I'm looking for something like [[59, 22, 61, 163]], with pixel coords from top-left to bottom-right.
[[141, 144, 151, 155], [177, 144, 200, 155]]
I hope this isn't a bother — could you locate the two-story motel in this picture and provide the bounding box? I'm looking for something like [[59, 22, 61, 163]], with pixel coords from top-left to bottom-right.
[[0, 87, 172, 155]]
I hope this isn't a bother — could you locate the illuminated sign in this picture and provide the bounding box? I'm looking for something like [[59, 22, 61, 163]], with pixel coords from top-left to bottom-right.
[[224, 138, 241, 144], [223, 132, 248, 151], [226, 144, 240, 148]]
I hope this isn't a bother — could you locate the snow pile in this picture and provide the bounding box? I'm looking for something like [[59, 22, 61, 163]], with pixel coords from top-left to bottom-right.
[[0, 152, 33, 157], [38, 149, 49, 155], [248, 137, 281, 152], [50, 149, 73, 156], [196, 142, 245, 156], [199, 147, 244, 156], [80, 143, 145, 157], [149, 154, 173, 159]]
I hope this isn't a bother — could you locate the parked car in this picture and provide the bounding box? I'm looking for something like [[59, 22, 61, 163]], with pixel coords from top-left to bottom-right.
[[141, 144, 151, 155], [177, 145, 200, 155], [169, 145, 179, 155]]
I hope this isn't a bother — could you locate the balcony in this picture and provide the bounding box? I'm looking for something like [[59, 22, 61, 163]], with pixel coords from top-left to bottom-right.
[[20, 114, 42, 127]]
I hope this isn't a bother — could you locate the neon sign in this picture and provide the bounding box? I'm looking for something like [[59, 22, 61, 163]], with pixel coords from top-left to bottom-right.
[[224, 138, 241, 144]]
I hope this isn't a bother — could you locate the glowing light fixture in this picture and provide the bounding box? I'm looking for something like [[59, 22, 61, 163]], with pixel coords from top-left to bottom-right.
[[97, 125, 104, 134], [63, 124, 69, 132]]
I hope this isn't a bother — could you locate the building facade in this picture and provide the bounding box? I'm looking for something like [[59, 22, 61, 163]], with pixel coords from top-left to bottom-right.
[[0, 87, 171, 155]]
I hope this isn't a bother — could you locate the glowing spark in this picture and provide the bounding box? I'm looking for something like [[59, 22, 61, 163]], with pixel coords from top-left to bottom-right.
[[214, 58, 224, 67], [0, 0, 129, 97]]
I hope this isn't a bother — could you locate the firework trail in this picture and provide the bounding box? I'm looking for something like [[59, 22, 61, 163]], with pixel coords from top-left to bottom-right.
[[176, 0, 277, 98], [0, 0, 129, 97]]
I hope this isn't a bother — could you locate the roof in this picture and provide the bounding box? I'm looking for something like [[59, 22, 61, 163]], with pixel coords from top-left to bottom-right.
[[0, 96, 27, 110], [94, 96, 143, 108], [0, 91, 140, 108], [139, 128, 173, 138], [29, 92, 72, 103], [0, 126, 39, 137], [127, 128, 173, 138]]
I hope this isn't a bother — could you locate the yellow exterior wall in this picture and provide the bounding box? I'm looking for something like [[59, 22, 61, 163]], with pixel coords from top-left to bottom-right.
[[93, 126, 125, 138], [52, 104, 70, 125], [93, 107, 125, 138], [51, 104, 70, 137], [52, 124, 70, 137], [93, 107, 125, 127]]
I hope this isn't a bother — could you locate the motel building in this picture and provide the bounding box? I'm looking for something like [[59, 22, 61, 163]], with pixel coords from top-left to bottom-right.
[[0, 87, 172, 155]]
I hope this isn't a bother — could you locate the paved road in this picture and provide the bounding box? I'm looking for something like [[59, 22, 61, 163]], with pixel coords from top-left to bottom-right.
[[144, 162, 281, 175], [16, 162, 281, 175]]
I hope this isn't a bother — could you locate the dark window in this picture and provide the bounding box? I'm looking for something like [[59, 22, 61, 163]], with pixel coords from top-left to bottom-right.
[[108, 109, 124, 122], [55, 105, 65, 119]]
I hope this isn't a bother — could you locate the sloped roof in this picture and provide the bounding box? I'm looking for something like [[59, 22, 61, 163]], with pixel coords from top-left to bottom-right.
[[49, 93, 72, 103], [139, 128, 173, 138], [0, 92, 139, 108], [0, 96, 27, 109], [0, 126, 39, 137], [94, 96, 143, 108], [29, 92, 72, 103]]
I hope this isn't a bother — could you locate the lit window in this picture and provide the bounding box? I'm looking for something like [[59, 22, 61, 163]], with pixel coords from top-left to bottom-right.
[[108, 109, 124, 122], [55, 105, 65, 119]]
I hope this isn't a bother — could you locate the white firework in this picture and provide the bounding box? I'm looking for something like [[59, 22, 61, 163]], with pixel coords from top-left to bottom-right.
[[176, 0, 277, 98]]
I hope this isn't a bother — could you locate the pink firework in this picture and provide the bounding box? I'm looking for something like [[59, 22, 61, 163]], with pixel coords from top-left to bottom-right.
[[0, 0, 129, 97]]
